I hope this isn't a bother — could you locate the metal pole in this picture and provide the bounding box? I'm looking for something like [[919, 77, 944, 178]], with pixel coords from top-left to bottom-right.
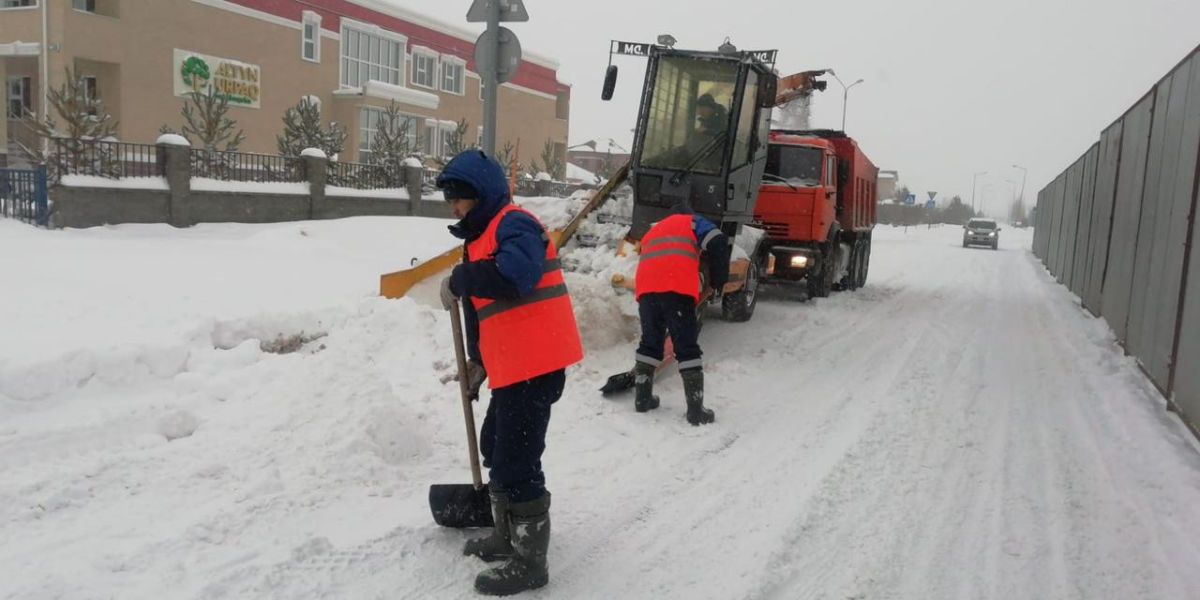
[[971, 171, 987, 213], [40, 1, 50, 156], [480, 1, 500, 157], [1012, 164, 1028, 208], [841, 87, 848, 131]]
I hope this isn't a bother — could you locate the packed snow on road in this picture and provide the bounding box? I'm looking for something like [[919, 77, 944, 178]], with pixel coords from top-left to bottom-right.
[[3, 211, 1200, 600]]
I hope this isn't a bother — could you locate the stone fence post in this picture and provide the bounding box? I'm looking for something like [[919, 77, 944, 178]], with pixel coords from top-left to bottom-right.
[[403, 163, 423, 215], [157, 133, 192, 227], [301, 148, 329, 219]]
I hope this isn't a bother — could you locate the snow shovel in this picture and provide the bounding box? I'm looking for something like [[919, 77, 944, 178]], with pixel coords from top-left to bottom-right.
[[428, 298, 494, 528], [600, 339, 677, 395]]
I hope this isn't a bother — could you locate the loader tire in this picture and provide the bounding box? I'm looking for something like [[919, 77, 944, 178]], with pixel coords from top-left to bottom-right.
[[722, 260, 759, 322]]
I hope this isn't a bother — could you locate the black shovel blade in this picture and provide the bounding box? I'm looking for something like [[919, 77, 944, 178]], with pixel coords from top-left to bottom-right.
[[600, 370, 635, 396], [429, 483, 493, 528]]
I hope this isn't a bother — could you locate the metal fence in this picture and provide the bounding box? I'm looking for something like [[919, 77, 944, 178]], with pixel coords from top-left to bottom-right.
[[328, 160, 401, 189], [1033, 44, 1200, 438], [51, 138, 162, 179], [190, 148, 304, 183], [0, 167, 49, 226]]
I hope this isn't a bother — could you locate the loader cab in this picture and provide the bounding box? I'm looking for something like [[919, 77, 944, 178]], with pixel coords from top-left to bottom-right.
[[626, 47, 777, 240]]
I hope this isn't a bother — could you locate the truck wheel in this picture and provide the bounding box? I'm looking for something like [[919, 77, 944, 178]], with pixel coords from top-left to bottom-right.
[[722, 260, 759, 322], [858, 239, 872, 287], [840, 241, 860, 291], [807, 250, 834, 299]]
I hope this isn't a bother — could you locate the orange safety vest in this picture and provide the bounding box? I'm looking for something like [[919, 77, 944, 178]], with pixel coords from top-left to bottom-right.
[[466, 204, 584, 389], [635, 214, 701, 301]]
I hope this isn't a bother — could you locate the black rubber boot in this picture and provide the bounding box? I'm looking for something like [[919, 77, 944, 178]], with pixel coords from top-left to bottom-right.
[[634, 362, 660, 413], [682, 368, 715, 426], [463, 483, 512, 562], [474, 493, 551, 596]]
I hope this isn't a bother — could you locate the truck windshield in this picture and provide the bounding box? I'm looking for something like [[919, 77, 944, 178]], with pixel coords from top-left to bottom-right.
[[765, 144, 823, 186], [639, 56, 738, 175]]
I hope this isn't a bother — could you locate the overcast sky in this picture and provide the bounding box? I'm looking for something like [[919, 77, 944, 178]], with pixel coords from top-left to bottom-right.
[[391, 0, 1199, 218]]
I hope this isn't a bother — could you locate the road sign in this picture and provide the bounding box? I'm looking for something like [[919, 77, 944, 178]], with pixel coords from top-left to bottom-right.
[[612, 40, 653, 57], [927, 191, 937, 201], [905, 194, 916, 205], [474, 27, 522, 84], [925, 200, 936, 210], [467, 0, 528, 22]]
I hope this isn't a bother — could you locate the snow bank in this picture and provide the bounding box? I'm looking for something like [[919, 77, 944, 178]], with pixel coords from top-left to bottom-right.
[[60, 174, 169, 190], [190, 178, 310, 195], [325, 185, 409, 199]]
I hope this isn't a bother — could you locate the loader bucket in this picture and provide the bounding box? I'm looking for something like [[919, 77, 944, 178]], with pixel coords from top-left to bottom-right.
[[379, 247, 463, 299]]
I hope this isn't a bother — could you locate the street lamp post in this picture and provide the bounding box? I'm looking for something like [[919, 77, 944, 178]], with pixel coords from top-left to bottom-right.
[[829, 70, 864, 131], [971, 170, 988, 213], [1012, 163, 1028, 206]]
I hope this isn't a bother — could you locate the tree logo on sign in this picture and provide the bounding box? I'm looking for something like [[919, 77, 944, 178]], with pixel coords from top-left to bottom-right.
[[181, 56, 211, 92]]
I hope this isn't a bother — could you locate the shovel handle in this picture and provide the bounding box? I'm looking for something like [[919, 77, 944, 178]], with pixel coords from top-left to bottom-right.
[[449, 298, 485, 490]]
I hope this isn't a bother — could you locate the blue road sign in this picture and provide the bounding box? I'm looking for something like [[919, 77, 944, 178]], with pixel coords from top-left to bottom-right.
[[905, 194, 916, 205]]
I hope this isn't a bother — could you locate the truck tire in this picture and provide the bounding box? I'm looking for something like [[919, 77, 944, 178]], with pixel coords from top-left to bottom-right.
[[722, 260, 759, 322], [807, 248, 835, 299], [858, 238, 872, 287]]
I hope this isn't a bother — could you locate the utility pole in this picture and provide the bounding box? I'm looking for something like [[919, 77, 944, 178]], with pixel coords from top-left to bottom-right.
[[971, 170, 988, 213]]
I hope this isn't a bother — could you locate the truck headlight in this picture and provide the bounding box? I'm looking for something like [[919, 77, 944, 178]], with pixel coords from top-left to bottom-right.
[[790, 255, 809, 268], [988, 231, 996, 237]]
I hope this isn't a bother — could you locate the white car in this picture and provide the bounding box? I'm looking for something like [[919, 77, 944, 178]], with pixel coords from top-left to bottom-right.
[[963, 218, 1000, 249]]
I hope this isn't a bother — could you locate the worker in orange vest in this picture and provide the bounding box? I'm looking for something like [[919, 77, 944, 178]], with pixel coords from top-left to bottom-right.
[[437, 150, 583, 596], [632, 204, 731, 425]]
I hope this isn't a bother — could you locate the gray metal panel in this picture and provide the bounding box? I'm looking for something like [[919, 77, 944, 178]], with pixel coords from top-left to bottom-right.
[[1083, 122, 1123, 315], [1126, 77, 1175, 365], [1059, 156, 1086, 290], [1101, 91, 1156, 344], [1049, 174, 1069, 280], [1173, 109, 1200, 429], [1072, 144, 1101, 299], [1034, 187, 1050, 261], [1144, 52, 1200, 391]]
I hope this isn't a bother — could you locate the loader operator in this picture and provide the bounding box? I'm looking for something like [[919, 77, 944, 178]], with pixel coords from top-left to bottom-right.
[[630, 203, 731, 425], [437, 149, 583, 596]]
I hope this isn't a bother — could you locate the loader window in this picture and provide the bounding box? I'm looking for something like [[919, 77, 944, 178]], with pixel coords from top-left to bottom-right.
[[640, 56, 737, 175], [764, 144, 823, 186], [731, 70, 758, 168]]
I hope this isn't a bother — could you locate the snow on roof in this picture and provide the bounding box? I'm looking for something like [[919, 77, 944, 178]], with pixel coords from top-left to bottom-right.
[[565, 162, 599, 184]]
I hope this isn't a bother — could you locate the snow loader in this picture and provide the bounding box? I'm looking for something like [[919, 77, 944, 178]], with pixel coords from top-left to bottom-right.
[[598, 44, 830, 393]]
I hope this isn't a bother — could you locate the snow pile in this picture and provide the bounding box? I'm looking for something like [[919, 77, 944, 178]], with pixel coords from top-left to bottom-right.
[[566, 162, 599, 184], [155, 133, 190, 146], [300, 148, 327, 159]]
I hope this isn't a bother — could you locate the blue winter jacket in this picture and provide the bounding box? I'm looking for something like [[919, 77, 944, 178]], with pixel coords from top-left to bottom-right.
[[440, 151, 548, 364]]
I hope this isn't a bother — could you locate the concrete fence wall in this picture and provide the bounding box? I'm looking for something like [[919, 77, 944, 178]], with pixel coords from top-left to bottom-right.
[[50, 144, 452, 229]]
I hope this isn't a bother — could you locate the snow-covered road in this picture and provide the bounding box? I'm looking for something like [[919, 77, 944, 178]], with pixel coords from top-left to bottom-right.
[[3, 219, 1199, 600]]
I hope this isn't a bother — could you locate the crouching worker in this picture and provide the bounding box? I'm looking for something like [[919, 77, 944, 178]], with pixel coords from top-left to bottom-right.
[[437, 150, 584, 595], [632, 204, 731, 425]]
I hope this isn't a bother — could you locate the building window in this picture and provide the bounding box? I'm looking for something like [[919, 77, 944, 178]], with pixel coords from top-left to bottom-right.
[[302, 11, 321, 63], [340, 23, 404, 88], [1, 1, 37, 8], [359, 106, 419, 163], [555, 90, 569, 120], [72, 0, 94, 11], [411, 51, 437, 89], [82, 76, 99, 116], [438, 121, 457, 157], [441, 61, 465, 95], [7, 76, 32, 118]]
